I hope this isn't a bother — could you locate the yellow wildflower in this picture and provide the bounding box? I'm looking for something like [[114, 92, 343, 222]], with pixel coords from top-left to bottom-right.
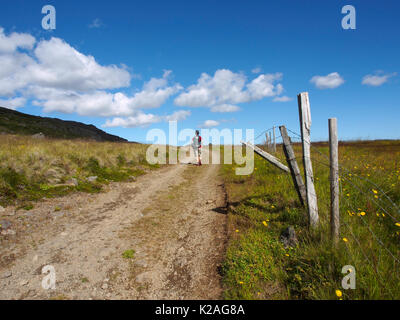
[[360, 212, 366, 216], [342, 238, 348, 242], [335, 290, 343, 297], [372, 189, 378, 194], [395, 223, 400, 227], [262, 221, 268, 227]]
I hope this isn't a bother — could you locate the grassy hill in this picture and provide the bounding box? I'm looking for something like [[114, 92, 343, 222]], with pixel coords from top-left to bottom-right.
[[0, 106, 127, 142]]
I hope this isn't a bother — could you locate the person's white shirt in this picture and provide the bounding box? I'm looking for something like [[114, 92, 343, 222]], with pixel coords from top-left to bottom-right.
[[192, 135, 201, 148]]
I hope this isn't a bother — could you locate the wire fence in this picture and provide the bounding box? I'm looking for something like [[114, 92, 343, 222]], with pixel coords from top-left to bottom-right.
[[252, 126, 400, 298]]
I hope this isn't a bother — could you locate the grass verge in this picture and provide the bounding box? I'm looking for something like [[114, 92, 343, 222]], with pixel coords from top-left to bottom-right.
[[0, 134, 164, 207], [221, 140, 400, 300]]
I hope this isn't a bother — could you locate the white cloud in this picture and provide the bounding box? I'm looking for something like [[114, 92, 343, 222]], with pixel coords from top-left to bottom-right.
[[0, 97, 26, 110], [29, 37, 131, 92], [89, 18, 103, 29], [0, 27, 35, 53], [362, 72, 396, 87], [0, 28, 182, 119], [103, 113, 161, 128], [30, 72, 181, 117], [164, 110, 191, 121], [174, 69, 284, 111], [273, 95, 292, 102], [200, 120, 220, 128], [247, 73, 283, 99], [251, 67, 262, 74], [0, 52, 35, 96], [310, 72, 344, 89], [103, 110, 191, 128], [210, 104, 240, 112], [0, 34, 131, 96]]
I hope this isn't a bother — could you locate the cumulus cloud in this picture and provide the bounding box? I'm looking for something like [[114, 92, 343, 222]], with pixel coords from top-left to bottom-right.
[[164, 110, 191, 121], [29, 37, 131, 92], [273, 95, 292, 102], [30, 71, 181, 117], [103, 110, 191, 128], [174, 69, 284, 111], [362, 72, 396, 87], [0, 27, 182, 119], [0, 27, 35, 53], [0, 97, 26, 110], [0, 31, 131, 97], [200, 120, 220, 128], [310, 72, 345, 89], [103, 113, 161, 128], [247, 74, 283, 99]]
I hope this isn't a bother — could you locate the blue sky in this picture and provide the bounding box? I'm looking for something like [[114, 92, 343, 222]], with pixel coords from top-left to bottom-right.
[[0, 0, 399, 144]]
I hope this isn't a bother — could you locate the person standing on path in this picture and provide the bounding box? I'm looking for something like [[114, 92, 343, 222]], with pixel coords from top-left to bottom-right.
[[192, 130, 202, 166]]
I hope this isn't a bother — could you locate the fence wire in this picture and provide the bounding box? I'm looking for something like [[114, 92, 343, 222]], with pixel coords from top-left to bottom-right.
[[253, 126, 400, 298]]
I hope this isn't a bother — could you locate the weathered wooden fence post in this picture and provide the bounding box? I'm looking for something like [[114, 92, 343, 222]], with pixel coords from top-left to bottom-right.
[[268, 132, 272, 152], [272, 126, 276, 153], [279, 125, 307, 206], [298, 92, 319, 227], [329, 118, 339, 244], [265, 132, 269, 148]]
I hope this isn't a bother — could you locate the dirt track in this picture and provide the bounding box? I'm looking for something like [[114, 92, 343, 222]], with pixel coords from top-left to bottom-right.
[[0, 149, 227, 300]]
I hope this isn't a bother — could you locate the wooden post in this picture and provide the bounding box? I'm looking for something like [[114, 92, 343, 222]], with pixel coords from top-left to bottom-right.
[[298, 92, 319, 227], [272, 126, 276, 153], [329, 118, 339, 243], [265, 133, 269, 148], [241, 140, 289, 173], [269, 132, 272, 152], [279, 125, 307, 206]]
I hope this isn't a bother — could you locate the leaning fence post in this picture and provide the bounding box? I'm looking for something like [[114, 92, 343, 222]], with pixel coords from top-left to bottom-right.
[[329, 118, 339, 244], [298, 92, 319, 227], [279, 125, 307, 207], [241, 140, 289, 173]]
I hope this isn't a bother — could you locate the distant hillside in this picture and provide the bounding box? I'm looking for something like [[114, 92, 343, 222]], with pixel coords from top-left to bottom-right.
[[0, 106, 128, 142]]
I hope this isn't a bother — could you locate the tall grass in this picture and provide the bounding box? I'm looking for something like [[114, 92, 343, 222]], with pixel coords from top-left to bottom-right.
[[0, 134, 160, 207], [221, 140, 400, 300]]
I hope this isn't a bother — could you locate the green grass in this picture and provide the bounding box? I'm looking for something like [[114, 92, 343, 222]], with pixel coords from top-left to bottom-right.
[[221, 140, 400, 300], [122, 249, 135, 259], [0, 134, 166, 208]]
